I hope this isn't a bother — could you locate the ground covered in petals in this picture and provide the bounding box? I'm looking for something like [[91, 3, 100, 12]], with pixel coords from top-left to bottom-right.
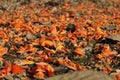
[[0, 0, 120, 80]]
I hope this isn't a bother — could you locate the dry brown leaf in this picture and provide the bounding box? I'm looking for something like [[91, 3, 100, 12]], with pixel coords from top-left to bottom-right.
[[107, 34, 120, 42]]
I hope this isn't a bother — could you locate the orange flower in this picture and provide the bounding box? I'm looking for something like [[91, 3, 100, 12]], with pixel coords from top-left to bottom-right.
[[18, 44, 37, 54], [74, 47, 84, 57], [95, 54, 104, 60], [0, 45, 8, 57], [102, 67, 112, 73], [39, 54, 53, 62], [116, 75, 120, 80], [34, 71, 45, 79], [36, 62, 54, 76], [41, 40, 54, 47], [101, 44, 117, 57], [76, 63, 86, 70], [57, 58, 85, 70], [29, 62, 54, 79], [0, 67, 11, 78], [39, 35, 46, 44], [50, 24, 57, 36], [11, 64, 24, 74]]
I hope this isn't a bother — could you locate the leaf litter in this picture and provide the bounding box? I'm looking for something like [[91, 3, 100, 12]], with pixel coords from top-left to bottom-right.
[[0, 0, 120, 80]]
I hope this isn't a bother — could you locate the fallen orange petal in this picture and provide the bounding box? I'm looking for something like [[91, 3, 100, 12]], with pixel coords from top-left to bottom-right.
[[41, 40, 54, 47], [11, 64, 24, 74], [36, 62, 54, 77], [0, 67, 11, 78], [74, 47, 84, 57], [34, 71, 45, 79], [0, 45, 8, 57]]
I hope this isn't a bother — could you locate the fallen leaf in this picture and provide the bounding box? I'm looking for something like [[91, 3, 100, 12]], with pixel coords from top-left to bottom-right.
[[14, 59, 34, 65], [26, 32, 36, 40], [106, 34, 120, 42]]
